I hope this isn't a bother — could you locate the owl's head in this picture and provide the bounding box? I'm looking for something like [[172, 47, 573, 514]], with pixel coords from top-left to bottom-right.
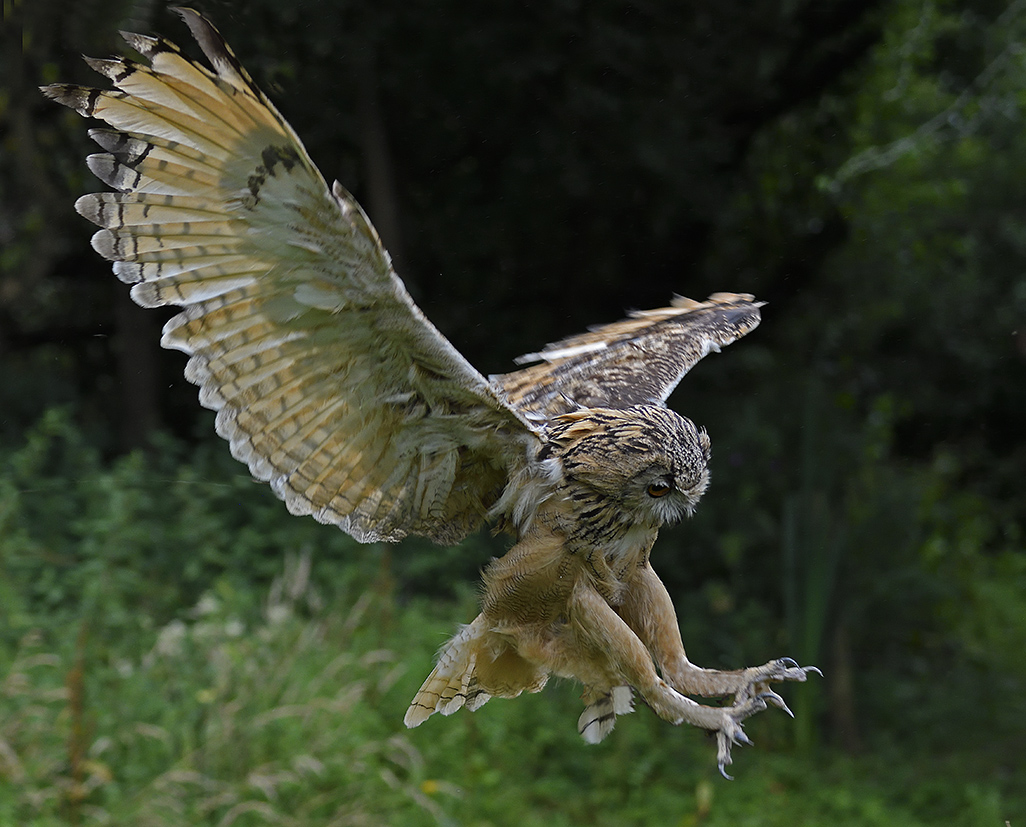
[[547, 406, 711, 527]]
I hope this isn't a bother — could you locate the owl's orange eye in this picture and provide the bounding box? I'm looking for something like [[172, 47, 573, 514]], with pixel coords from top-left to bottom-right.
[[647, 482, 671, 498]]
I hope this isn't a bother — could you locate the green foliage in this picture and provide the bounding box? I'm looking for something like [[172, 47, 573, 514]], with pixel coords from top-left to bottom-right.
[[0, 408, 374, 646]]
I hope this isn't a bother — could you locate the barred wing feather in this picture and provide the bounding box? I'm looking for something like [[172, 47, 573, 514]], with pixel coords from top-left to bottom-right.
[[493, 293, 763, 417], [43, 8, 539, 544]]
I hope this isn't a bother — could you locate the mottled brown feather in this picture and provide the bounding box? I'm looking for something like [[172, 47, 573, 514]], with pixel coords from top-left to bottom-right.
[[493, 293, 762, 416]]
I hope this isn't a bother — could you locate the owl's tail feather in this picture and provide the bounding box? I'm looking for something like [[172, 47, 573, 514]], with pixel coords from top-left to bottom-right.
[[577, 685, 635, 744]]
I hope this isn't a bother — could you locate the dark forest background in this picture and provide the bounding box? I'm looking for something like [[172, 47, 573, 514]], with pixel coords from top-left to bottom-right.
[[1, 0, 1024, 824]]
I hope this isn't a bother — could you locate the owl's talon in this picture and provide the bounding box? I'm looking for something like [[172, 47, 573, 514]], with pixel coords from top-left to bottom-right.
[[699, 661, 822, 774], [715, 728, 738, 780], [773, 657, 817, 679], [748, 658, 821, 689], [709, 693, 768, 777], [760, 689, 794, 718]]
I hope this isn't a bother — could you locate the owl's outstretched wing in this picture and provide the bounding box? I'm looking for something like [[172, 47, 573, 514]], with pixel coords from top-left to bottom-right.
[[43, 8, 540, 545], [492, 293, 762, 417]]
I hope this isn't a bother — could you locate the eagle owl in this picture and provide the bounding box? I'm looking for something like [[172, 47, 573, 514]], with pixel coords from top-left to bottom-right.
[[44, 8, 817, 776]]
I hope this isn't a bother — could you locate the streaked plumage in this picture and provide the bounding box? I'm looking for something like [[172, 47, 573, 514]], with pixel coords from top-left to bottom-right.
[[43, 8, 816, 776]]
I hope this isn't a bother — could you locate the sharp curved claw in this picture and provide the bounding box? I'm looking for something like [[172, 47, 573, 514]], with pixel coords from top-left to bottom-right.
[[707, 659, 822, 777], [760, 690, 794, 718]]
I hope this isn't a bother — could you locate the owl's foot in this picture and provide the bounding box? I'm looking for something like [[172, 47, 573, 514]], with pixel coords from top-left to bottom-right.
[[666, 656, 820, 703], [734, 657, 821, 706], [711, 693, 767, 780], [713, 658, 821, 779]]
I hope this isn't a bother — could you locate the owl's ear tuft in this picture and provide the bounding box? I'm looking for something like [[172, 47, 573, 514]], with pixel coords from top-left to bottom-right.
[[699, 427, 712, 464]]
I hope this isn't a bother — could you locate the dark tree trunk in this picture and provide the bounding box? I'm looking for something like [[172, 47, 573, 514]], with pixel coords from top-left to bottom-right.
[[115, 290, 161, 450]]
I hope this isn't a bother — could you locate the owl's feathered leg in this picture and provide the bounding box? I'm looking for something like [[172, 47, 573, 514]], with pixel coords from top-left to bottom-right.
[[616, 562, 819, 771], [404, 616, 491, 726], [564, 582, 781, 775]]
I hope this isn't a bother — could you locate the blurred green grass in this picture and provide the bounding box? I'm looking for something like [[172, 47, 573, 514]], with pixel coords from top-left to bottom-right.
[[1, 560, 1016, 827]]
